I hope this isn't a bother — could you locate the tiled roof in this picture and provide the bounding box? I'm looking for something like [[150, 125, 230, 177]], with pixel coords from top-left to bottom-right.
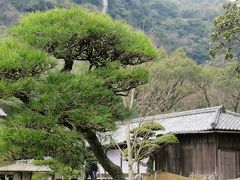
[[110, 106, 240, 144], [0, 160, 53, 172], [216, 110, 240, 131]]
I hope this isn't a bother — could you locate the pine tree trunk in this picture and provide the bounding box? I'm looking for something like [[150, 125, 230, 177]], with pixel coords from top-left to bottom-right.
[[78, 128, 125, 180]]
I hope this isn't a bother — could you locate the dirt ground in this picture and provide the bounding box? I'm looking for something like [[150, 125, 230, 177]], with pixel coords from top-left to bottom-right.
[[144, 172, 202, 180]]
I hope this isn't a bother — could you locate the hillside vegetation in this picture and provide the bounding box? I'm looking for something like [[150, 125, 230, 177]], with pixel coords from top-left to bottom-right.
[[106, 0, 225, 63], [0, 0, 226, 63]]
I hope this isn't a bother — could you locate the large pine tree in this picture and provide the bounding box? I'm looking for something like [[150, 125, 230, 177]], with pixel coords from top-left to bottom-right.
[[0, 8, 159, 179]]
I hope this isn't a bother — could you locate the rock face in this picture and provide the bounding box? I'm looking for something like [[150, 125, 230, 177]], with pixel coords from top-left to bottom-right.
[[0, 0, 20, 26]]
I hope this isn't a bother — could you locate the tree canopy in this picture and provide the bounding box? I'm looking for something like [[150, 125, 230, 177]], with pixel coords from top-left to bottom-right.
[[210, 0, 240, 61], [10, 8, 158, 71], [0, 8, 159, 180]]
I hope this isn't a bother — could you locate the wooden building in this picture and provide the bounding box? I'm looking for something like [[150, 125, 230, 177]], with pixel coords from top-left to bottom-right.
[[105, 106, 240, 180], [0, 160, 53, 180], [154, 106, 240, 180]]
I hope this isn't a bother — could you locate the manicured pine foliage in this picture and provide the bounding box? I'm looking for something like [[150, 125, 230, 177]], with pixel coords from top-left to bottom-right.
[[10, 8, 158, 71], [125, 121, 178, 173], [0, 8, 159, 180]]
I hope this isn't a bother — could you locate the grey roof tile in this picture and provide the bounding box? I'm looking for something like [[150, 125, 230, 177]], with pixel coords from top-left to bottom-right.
[[216, 111, 240, 131], [110, 106, 240, 144], [0, 160, 53, 172]]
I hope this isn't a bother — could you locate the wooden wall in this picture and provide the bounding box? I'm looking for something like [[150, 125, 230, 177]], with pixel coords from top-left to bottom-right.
[[156, 134, 217, 177], [217, 133, 240, 180], [155, 133, 240, 180]]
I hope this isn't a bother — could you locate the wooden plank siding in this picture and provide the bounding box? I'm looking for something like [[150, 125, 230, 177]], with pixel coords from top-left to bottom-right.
[[217, 133, 240, 180], [218, 150, 240, 180], [156, 134, 217, 177], [155, 133, 240, 179]]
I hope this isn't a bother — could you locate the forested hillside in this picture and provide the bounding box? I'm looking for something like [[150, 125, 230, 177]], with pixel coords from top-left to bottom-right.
[[0, 0, 226, 63], [107, 0, 225, 63]]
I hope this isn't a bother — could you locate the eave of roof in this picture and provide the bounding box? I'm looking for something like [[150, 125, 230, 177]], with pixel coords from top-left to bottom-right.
[[0, 163, 53, 173]]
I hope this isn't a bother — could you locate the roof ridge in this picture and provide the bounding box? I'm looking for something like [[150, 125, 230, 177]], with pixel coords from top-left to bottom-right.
[[127, 106, 222, 124], [210, 105, 225, 129]]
